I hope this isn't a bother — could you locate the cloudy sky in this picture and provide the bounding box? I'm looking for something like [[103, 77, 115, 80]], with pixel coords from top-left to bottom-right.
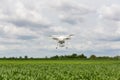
[[0, 0, 120, 58]]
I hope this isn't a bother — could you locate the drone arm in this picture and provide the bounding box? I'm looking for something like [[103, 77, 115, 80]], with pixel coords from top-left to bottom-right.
[[52, 37, 59, 40], [65, 34, 74, 40], [64, 37, 71, 40]]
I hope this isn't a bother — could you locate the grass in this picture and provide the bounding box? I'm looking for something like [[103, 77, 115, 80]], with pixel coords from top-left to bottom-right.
[[0, 60, 120, 80]]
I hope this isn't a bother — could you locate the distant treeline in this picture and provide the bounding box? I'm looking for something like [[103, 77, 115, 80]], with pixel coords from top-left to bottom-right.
[[49, 54, 120, 60], [0, 53, 120, 60]]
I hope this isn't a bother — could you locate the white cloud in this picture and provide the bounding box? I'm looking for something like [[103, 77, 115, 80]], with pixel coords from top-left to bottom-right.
[[50, 0, 93, 25], [99, 4, 120, 21], [0, 0, 120, 57], [0, 0, 51, 28], [0, 23, 37, 37], [49, 26, 68, 32]]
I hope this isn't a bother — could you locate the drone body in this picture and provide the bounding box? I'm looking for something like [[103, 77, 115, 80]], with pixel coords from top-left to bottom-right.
[[50, 34, 73, 49]]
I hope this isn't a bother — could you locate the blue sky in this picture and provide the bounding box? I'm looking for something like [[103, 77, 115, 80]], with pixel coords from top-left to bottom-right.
[[0, 0, 120, 58]]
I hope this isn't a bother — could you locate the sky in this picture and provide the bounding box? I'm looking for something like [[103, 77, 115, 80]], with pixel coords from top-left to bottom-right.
[[0, 0, 120, 58]]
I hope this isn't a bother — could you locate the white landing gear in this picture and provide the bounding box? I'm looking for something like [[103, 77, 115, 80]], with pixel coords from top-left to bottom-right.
[[56, 47, 58, 49], [66, 47, 68, 49]]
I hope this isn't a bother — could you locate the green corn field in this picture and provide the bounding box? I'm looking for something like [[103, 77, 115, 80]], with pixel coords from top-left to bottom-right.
[[0, 60, 120, 80]]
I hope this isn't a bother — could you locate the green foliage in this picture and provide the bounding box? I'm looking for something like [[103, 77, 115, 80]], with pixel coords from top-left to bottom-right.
[[0, 54, 119, 60], [0, 60, 120, 80], [50, 53, 87, 59], [89, 54, 96, 59]]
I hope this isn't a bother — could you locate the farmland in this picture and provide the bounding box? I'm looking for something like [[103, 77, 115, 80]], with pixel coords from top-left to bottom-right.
[[0, 60, 120, 80]]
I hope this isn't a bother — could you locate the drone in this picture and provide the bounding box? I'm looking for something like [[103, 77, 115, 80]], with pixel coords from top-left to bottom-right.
[[50, 34, 74, 49]]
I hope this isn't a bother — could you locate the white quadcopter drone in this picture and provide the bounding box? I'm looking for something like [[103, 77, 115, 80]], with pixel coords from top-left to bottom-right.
[[50, 34, 74, 49]]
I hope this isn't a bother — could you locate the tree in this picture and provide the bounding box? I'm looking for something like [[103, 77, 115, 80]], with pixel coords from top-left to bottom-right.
[[71, 53, 77, 58], [19, 56, 22, 59], [24, 55, 28, 59], [51, 55, 59, 59], [78, 54, 87, 59], [3, 56, 6, 59], [89, 55, 96, 59], [45, 56, 48, 59]]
